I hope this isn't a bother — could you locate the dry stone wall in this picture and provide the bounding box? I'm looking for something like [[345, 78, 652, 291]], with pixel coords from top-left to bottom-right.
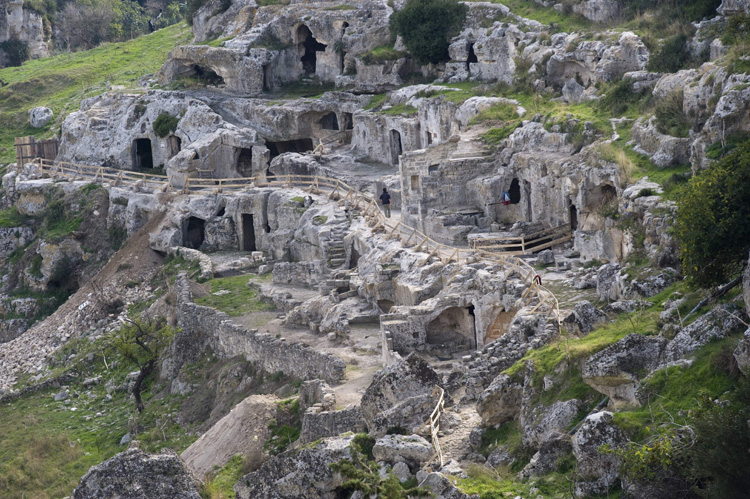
[[175, 273, 346, 384]]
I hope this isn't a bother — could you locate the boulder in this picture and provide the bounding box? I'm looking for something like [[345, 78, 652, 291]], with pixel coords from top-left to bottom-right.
[[563, 301, 608, 335], [572, 411, 626, 496], [596, 263, 624, 302], [583, 334, 668, 408], [522, 399, 581, 448], [631, 117, 692, 167], [663, 305, 747, 363], [718, 0, 750, 15], [234, 436, 353, 499], [520, 433, 573, 478], [29, 107, 53, 128], [360, 354, 442, 436], [572, 0, 622, 23], [180, 394, 278, 478], [415, 471, 472, 499], [372, 434, 434, 468], [538, 249, 556, 265], [476, 374, 523, 426], [73, 449, 202, 499]]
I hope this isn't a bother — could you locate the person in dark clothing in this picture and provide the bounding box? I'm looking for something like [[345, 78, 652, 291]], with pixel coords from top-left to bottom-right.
[[379, 187, 392, 218]]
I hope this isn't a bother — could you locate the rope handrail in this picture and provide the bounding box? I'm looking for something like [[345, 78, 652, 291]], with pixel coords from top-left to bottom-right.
[[28, 157, 561, 326]]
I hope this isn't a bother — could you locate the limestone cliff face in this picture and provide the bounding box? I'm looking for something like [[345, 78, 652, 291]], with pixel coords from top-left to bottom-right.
[[0, 0, 49, 66]]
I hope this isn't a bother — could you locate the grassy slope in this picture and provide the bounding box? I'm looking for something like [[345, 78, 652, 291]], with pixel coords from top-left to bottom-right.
[[0, 23, 192, 164]]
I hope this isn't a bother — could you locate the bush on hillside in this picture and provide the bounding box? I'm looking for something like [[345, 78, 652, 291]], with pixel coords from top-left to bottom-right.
[[389, 0, 467, 65], [0, 39, 30, 67], [675, 140, 750, 288], [153, 113, 180, 137], [655, 90, 691, 138], [648, 33, 691, 73]]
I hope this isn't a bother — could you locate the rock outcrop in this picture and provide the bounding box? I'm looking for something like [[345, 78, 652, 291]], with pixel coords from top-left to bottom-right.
[[476, 374, 523, 426], [234, 436, 353, 499], [360, 354, 442, 436], [572, 411, 626, 496], [73, 448, 202, 499]]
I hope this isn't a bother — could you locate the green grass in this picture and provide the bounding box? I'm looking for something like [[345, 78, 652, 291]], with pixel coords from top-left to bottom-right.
[[0, 23, 192, 164], [364, 93, 388, 111], [0, 335, 198, 498], [0, 206, 29, 228], [359, 44, 407, 65], [505, 283, 683, 381], [473, 0, 593, 32], [194, 274, 275, 316], [381, 104, 418, 116], [202, 454, 246, 498]]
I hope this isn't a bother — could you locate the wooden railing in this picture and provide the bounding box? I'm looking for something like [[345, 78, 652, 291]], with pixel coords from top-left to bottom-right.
[[471, 223, 572, 256], [29, 157, 562, 327], [422, 385, 445, 467]]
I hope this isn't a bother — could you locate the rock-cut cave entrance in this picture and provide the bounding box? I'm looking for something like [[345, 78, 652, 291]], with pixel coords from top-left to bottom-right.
[[132, 138, 154, 170], [242, 214, 257, 251], [192, 64, 225, 86], [509, 178, 521, 204], [237, 148, 253, 176], [184, 216, 206, 249], [569, 204, 578, 231], [266, 139, 315, 161], [298, 25, 327, 75], [425, 306, 476, 351], [466, 43, 478, 72], [320, 112, 339, 130], [389, 129, 402, 165]]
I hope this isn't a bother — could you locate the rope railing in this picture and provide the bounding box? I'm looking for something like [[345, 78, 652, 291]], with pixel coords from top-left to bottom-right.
[[29, 157, 561, 326]]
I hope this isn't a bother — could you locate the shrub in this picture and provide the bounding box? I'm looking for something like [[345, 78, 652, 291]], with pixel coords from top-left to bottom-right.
[[674, 140, 750, 288], [655, 90, 691, 138], [648, 33, 690, 73], [153, 113, 179, 137], [389, 0, 467, 65], [0, 39, 30, 67]]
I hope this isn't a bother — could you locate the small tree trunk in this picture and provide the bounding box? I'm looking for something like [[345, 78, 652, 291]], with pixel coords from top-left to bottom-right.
[[133, 359, 155, 413]]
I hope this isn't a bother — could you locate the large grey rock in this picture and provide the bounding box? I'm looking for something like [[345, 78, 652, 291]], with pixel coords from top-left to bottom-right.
[[572, 411, 626, 496], [181, 394, 277, 478], [416, 471, 472, 499], [572, 0, 622, 23], [522, 399, 581, 448], [361, 354, 442, 436], [563, 301, 608, 335], [596, 263, 624, 302], [718, 0, 750, 15], [663, 305, 746, 363], [733, 330, 750, 376], [631, 117, 692, 167], [476, 374, 523, 426], [372, 434, 434, 468], [234, 436, 353, 499], [73, 449, 202, 499], [583, 334, 668, 408], [29, 107, 53, 128], [520, 433, 573, 478]]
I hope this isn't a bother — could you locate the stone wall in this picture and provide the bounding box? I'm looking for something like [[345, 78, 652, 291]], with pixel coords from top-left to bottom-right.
[[299, 406, 366, 443], [174, 273, 346, 384]]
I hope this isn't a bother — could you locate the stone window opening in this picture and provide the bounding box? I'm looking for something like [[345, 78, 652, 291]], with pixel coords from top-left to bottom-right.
[[411, 175, 419, 191], [298, 25, 327, 75], [262, 64, 272, 91], [216, 206, 226, 217], [132, 138, 153, 170], [428, 164, 438, 175]]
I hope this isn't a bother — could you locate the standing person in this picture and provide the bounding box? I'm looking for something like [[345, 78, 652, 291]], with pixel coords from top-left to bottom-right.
[[379, 187, 392, 218]]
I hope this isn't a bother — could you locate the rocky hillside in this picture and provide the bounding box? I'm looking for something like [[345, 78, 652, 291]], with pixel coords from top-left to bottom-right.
[[1, 0, 750, 498]]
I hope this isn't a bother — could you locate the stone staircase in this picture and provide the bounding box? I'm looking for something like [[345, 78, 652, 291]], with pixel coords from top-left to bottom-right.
[[325, 212, 350, 270]]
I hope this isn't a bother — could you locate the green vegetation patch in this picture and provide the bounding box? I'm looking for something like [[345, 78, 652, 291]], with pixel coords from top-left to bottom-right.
[[202, 454, 246, 498], [359, 44, 407, 65], [265, 398, 301, 455], [153, 113, 180, 138], [0, 206, 29, 228], [0, 23, 193, 163], [195, 274, 275, 316]]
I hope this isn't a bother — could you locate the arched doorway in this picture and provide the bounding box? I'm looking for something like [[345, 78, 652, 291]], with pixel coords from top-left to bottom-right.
[[184, 217, 206, 249], [425, 307, 476, 350]]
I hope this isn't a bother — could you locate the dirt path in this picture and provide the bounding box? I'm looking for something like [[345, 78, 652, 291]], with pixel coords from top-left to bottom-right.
[[440, 403, 482, 464]]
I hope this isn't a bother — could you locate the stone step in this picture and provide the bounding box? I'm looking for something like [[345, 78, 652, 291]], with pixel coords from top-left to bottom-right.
[[329, 258, 346, 267]]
